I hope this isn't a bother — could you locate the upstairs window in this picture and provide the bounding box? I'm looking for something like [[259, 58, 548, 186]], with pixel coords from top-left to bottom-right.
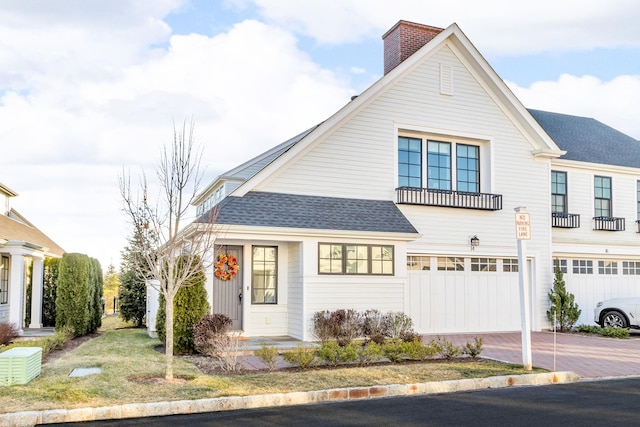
[[398, 136, 482, 193], [594, 176, 612, 217], [637, 181, 640, 220], [398, 137, 422, 187], [551, 171, 567, 213]]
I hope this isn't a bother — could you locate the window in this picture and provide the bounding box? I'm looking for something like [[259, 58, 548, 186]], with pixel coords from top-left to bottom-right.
[[318, 244, 394, 275], [427, 141, 451, 190], [551, 171, 567, 213], [457, 144, 479, 192], [594, 176, 612, 217], [398, 136, 482, 193], [598, 260, 618, 275], [0, 256, 7, 304], [407, 256, 430, 271], [471, 258, 496, 272], [252, 246, 277, 304], [637, 181, 640, 220], [398, 137, 422, 187], [623, 261, 640, 275], [437, 257, 464, 271], [503, 258, 519, 272], [553, 259, 567, 274], [572, 260, 593, 274]]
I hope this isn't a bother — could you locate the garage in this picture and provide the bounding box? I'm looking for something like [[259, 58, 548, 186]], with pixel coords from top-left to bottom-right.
[[406, 255, 529, 333]]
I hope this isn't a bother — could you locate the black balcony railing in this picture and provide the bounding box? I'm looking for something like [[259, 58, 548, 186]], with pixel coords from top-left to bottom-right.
[[593, 216, 625, 231], [395, 187, 503, 211], [552, 212, 580, 228]]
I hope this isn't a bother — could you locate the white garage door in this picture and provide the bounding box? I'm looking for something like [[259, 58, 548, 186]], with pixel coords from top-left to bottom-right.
[[407, 256, 528, 333]]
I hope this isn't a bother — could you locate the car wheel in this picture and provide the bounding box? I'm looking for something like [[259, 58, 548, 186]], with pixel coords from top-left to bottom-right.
[[602, 310, 628, 328]]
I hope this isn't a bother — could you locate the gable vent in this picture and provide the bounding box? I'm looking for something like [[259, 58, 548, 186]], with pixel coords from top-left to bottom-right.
[[440, 63, 453, 95]]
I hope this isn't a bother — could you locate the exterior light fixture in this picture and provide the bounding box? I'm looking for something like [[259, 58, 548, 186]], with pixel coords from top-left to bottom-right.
[[470, 235, 479, 250]]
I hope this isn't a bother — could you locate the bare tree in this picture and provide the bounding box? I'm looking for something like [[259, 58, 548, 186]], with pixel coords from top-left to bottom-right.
[[119, 119, 217, 381]]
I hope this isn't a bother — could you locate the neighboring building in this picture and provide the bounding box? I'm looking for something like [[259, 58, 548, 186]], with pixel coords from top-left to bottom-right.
[[0, 182, 64, 333], [187, 20, 640, 340]]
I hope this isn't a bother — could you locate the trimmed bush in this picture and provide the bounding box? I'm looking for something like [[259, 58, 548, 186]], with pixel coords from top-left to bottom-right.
[[463, 337, 484, 358], [56, 253, 91, 336], [316, 341, 359, 366], [43, 258, 60, 327], [547, 266, 581, 331], [358, 341, 384, 365], [577, 324, 630, 338], [330, 309, 362, 346], [255, 344, 279, 371], [282, 345, 317, 368], [362, 309, 389, 344], [386, 312, 417, 342]]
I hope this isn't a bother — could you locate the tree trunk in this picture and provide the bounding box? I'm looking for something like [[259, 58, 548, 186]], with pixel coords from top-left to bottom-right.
[[165, 293, 174, 381]]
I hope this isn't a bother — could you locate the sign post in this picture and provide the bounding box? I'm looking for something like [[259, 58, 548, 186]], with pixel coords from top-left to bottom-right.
[[515, 207, 532, 370]]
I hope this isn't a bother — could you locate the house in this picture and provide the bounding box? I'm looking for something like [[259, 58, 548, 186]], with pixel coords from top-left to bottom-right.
[[0, 182, 64, 334], [187, 20, 639, 341]]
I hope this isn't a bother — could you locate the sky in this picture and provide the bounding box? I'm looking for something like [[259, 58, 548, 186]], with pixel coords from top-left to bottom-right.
[[1, 0, 640, 271]]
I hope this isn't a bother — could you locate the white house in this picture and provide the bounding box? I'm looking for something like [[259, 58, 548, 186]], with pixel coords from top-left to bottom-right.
[[0, 182, 64, 334], [189, 20, 639, 341]]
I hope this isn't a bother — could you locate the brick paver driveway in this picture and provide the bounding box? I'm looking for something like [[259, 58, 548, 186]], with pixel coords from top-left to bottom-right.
[[433, 331, 640, 378]]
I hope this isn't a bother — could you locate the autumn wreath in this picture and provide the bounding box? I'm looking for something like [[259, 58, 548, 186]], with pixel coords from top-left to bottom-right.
[[214, 253, 239, 281]]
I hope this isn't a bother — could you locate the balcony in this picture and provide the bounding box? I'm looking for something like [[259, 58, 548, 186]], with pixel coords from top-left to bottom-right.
[[395, 187, 503, 211], [593, 216, 625, 231], [552, 212, 580, 228]]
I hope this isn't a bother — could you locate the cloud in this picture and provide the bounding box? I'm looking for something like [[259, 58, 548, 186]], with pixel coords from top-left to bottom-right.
[[242, 0, 640, 54], [508, 74, 640, 139]]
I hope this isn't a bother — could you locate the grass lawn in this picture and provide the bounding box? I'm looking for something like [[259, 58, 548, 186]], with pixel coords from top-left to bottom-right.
[[0, 317, 545, 414]]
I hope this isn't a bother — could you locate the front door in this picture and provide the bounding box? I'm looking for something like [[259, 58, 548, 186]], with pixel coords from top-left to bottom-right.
[[213, 246, 243, 330]]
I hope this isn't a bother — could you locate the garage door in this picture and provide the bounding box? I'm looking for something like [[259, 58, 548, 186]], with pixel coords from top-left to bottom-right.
[[407, 256, 528, 333]]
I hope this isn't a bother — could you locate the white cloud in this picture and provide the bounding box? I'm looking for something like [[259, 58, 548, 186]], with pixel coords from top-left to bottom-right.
[[243, 0, 640, 54], [508, 74, 640, 139]]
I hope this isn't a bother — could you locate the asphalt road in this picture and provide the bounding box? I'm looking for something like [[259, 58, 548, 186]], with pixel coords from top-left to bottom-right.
[[53, 377, 640, 426]]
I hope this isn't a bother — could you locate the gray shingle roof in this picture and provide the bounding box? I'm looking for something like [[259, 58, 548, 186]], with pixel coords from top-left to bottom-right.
[[529, 109, 640, 168], [208, 192, 418, 234]]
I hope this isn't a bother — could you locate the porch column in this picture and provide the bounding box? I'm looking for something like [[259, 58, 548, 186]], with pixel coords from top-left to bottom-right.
[[29, 255, 44, 329], [8, 252, 25, 334]]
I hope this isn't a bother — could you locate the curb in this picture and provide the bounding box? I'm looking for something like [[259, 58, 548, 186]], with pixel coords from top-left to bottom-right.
[[0, 371, 580, 427]]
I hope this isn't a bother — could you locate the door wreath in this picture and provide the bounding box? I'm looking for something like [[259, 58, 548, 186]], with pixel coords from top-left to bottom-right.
[[215, 253, 239, 281]]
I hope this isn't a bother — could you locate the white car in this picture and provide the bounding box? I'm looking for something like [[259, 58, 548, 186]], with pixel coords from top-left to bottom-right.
[[594, 297, 640, 328]]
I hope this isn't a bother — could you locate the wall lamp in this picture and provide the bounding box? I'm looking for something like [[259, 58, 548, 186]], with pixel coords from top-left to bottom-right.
[[470, 235, 480, 250]]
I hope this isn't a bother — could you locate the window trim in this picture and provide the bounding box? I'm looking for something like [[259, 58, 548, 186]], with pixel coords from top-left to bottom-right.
[[594, 175, 612, 217], [318, 243, 395, 276], [0, 255, 8, 305], [251, 245, 278, 305]]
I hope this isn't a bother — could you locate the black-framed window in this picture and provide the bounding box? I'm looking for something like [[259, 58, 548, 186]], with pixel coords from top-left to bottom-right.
[[252, 246, 277, 304], [594, 176, 612, 217], [427, 140, 451, 190], [319, 243, 394, 275], [637, 181, 640, 220], [0, 256, 8, 304], [398, 137, 422, 188], [551, 171, 567, 213], [457, 144, 479, 192]]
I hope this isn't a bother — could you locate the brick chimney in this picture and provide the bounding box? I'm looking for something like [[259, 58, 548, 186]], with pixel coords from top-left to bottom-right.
[[382, 20, 444, 75]]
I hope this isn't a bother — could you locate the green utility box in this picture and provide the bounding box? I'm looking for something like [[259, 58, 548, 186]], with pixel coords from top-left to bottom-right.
[[0, 346, 42, 386]]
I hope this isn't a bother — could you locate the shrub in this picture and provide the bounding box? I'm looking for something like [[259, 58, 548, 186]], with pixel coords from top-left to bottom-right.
[[357, 341, 384, 365], [56, 253, 91, 336], [463, 337, 484, 358], [157, 256, 210, 354], [43, 258, 60, 327], [387, 312, 417, 342], [40, 326, 74, 354], [193, 313, 233, 356], [577, 324, 630, 339], [255, 343, 279, 371], [382, 338, 406, 362], [362, 309, 389, 344], [434, 337, 463, 359], [547, 266, 581, 331], [330, 309, 362, 346], [402, 338, 438, 361], [0, 323, 19, 346], [316, 341, 359, 366], [282, 345, 317, 368], [312, 311, 333, 344]]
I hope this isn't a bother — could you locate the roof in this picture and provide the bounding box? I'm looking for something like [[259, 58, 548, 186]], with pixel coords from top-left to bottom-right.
[[529, 109, 640, 168], [208, 192, 418, 234], [0, 209, 65, 257]]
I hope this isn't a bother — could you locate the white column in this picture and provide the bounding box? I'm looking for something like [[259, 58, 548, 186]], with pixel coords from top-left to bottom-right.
[[29, 255, 44, 329], [8, 252, 25, 334]]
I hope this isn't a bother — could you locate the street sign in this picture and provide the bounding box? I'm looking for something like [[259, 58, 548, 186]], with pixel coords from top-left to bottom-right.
[[515, 212, 531, 240]]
